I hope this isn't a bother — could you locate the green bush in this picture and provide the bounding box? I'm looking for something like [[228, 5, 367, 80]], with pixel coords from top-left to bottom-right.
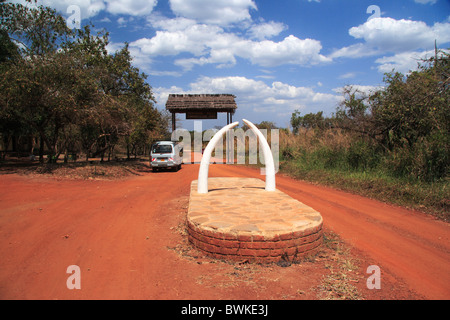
[[346, 139, 380, 171]]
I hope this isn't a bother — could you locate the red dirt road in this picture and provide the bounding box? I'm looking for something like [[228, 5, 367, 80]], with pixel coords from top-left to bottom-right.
[[211, 165, 450, 300], [0, 163, 448, 300]]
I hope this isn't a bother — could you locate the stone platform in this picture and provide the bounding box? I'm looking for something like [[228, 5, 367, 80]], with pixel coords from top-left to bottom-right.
[[187, 177, 323, 263]]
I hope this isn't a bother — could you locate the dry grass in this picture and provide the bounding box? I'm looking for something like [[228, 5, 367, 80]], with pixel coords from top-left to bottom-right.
[[279, 128, 351, 157], [277, 129, 449, 221], [315, 232, 363, 300]]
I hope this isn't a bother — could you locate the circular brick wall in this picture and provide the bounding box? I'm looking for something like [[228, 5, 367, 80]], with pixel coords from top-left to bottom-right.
[[187, 219, 323, 263], [187, 178, 323, 263]]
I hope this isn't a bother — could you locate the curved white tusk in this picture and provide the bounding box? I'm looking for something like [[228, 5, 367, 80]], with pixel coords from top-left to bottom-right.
[[242, 119, 276, 191], [197, 121, 240, 194]]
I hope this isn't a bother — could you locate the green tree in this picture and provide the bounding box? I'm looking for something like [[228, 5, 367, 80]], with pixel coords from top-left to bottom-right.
[[0, 1, 75, 162], [369, 51, 449, 180], [335, 51, 449, 181], [0, 27, 24, 159], [67, 26, 166, 160], [290, 110, 303, 134], [0, 1, 171, 163], [334, 86, 376, 140], [290, 110, 327, 134], [0, 1, 71, 57]]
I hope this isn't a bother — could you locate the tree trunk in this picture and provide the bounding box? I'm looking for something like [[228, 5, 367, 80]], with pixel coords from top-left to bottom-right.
[[29, 136, 37, 161], [39, 135, 45, 163]]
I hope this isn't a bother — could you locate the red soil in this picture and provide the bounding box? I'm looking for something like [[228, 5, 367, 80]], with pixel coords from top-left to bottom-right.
[[0, 163, 448, 300]]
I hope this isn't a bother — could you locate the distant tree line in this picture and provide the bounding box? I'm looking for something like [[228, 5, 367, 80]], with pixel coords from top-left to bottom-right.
[[0, 0, 169, 163], [290, 51, 449, 182]]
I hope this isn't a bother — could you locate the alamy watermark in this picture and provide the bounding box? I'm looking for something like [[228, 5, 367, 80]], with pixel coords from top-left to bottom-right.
[[366, 265, 381, 289], [65, 263, 382, 291], [366, 5, 381, 21], [66, 5, 81, 30], [171, 121, 279, 175], [66, 265, 81, 289]]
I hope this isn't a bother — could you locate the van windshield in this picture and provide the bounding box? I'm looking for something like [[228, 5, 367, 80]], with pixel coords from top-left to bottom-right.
[[153, 145, 173, 154]]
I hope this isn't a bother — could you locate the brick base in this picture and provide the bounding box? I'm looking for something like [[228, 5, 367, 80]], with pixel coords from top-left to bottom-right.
[[187, 178, 324, 264], [187, 219, 323, 263]]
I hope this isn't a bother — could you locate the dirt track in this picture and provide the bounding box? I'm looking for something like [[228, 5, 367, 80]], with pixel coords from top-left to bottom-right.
[[0, 163, 448, 300], [213, 164, 450, 300]]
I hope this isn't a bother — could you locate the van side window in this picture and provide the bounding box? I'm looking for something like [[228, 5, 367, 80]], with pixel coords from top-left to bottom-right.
[[153, 145, 173, 154]]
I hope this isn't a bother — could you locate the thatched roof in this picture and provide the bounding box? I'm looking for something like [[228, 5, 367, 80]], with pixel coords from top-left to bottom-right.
[[166, 94, 237, 113]]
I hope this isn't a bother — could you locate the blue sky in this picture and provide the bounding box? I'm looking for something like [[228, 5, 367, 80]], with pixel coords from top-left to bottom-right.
[[14, 0, 450, 130]]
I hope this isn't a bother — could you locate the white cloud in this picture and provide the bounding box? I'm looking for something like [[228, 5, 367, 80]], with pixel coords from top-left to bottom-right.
[[195, 76, 267, 96], [116, 16, 136, 27], [129, 17, 329, 71], [236, 35, 331, 67], [331, 18, 450, 59], [155, 76, 341, 117], [332, 85, 384, 98], [339, 72, 357, 79], [147, 70, 183, 77], [375, 49, 448, 74], [247, 21, 287, 40], [130, 23, 225, 57], [414, 0, 437, 4], [99, 16, 112, 23], [148, 16, 198, 32], [329, 43, 379, 59], [175, 50, 237, 71], [330, 17, 450, 73], [21, 0, 328, 73], [117, 17, 127, 25], [169, 0, 257, 26], [153, 85, 185, 106], [348, 18, 450, 53], [105, 0, 157, 16]]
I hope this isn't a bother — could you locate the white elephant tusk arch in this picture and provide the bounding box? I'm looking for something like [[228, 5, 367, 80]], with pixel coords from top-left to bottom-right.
[[197, 120, 276, 194], [242, 119, 276, 192], [197, 121, 240, 194]]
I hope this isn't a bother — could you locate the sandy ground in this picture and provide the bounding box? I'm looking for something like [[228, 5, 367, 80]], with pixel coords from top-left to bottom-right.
[[0, 162, 448, 300]]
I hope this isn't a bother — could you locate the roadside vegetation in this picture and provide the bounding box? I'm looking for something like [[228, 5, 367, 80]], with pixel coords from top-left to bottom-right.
[[0, 0, 169, 164], [278, 51, 449, 221]]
